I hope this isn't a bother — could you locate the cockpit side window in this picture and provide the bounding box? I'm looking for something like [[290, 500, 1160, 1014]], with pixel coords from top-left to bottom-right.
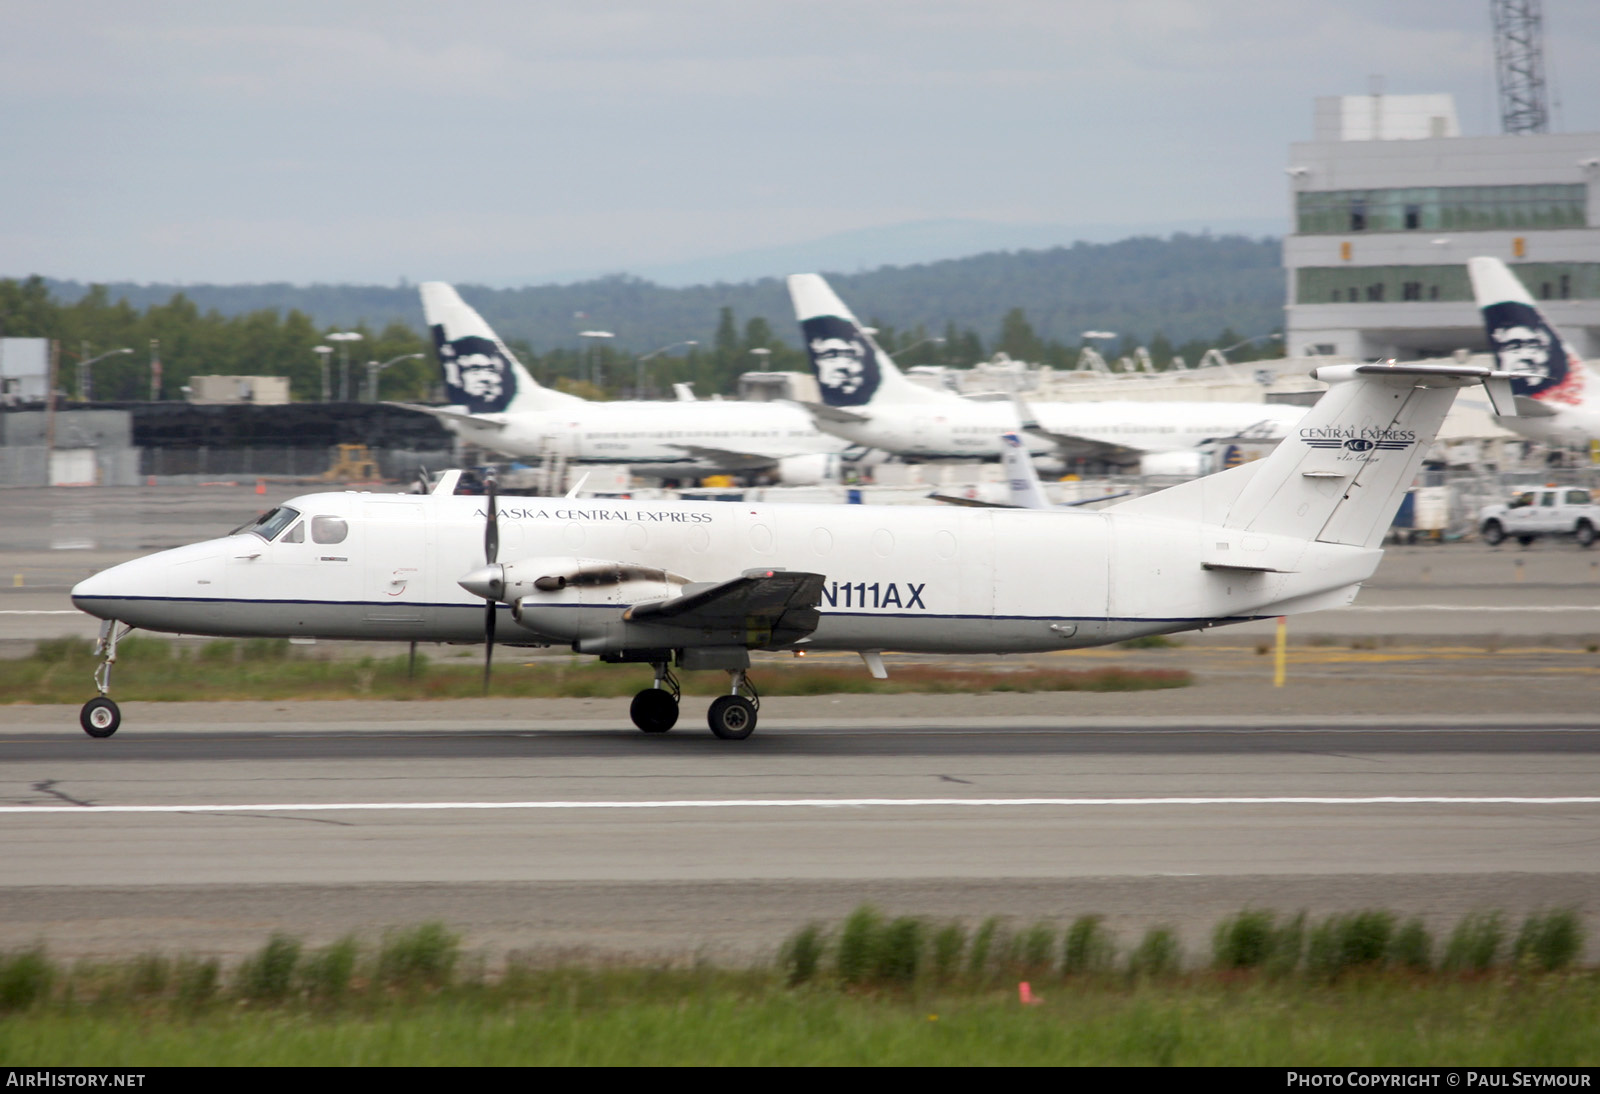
[[311, 515, 348, 544], [281, 521, 305, 543], [233, 506, 302, 541]]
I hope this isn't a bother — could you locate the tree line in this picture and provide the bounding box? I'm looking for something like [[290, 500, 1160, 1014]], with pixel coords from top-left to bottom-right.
[[4, 234, 1287, 403]]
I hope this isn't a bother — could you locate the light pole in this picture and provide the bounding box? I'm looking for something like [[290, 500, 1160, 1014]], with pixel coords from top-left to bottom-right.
[[578, 330, 614, 389], [365, 353, 425, 402], [895, 336, 945, 362], [313, 345, 333, 402], [75, 346, 133, 401], [1214, 332, 1284, 359], [635, 340, 697, 399], [749, 346, 772, 370], [326, 332, 363, 401]]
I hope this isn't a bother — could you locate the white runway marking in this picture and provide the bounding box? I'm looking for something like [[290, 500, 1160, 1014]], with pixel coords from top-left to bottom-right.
[[1340, 605, 1600, 613], [2, 796, 1599, 816]]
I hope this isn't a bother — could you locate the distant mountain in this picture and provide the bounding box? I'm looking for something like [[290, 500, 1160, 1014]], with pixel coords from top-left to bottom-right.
[[624, 216, 1284, 287], [41, 232, 1285, 352]]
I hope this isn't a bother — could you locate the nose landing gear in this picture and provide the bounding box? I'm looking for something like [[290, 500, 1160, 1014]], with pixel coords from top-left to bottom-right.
[[80, 620, 132, 738]]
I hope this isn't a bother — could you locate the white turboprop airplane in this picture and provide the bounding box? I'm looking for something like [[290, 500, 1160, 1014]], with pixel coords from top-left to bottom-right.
[[1468, 256, 1600, 445], [390, 282, 857, 484], [70, 361, 1513, 741], [788, 273, 1305, 474]]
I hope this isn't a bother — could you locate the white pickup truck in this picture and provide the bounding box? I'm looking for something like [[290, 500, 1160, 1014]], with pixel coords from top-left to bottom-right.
[[1478, 486, 1600, 547]]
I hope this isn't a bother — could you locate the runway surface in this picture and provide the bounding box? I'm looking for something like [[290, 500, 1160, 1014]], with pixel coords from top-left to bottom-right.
[[1, 484, 1597, 966], [3, 700, 1598, 965]]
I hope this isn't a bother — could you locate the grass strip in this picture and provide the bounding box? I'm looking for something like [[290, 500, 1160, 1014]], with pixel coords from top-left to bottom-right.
[[1, 636, 1190, 703]]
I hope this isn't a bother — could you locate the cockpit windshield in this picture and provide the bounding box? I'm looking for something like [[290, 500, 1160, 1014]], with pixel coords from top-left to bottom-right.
[[230, 506, 303, 541]]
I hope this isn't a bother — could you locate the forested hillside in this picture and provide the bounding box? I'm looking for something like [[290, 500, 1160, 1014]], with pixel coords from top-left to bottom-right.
[[37, 234, 1283, 354], [8, 234, 1285, 402]]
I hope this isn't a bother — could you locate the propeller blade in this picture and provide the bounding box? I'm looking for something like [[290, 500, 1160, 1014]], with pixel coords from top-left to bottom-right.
[[483, 599, 496, 695], [482, 471, 499, 694], [484, 473, 499, 565]]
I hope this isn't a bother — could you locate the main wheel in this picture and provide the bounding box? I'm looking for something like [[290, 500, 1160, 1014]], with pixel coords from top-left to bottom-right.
[[1481, 520, 1505, 546], [629, 688, 678, 733], [1576, 522, 1596, 548], [80, 697, 121, 738], [707, 695, 757, 740]]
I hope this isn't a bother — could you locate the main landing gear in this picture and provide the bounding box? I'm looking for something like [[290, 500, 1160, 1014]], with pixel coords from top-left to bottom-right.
[[629, 663, 681, 734], [708, 669, 759, 741], [80, 620, 132, 738], [627, 664, 761, 740]]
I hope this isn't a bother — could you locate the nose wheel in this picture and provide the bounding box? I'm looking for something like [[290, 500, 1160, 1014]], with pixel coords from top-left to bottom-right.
[[80, 620, 132, 738], [630, 663, 681, 733], [80, 697, 121, 738]]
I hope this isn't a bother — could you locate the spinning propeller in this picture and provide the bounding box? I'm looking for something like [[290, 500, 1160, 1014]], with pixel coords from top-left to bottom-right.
[[481, 473, 499, 693]]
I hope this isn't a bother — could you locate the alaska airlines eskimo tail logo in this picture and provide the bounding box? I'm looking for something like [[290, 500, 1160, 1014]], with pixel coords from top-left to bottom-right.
[[1483, 301, 1585, 407], [800, 316, 879, 407], [432, 325, 513, 414], [1300, 425, 1416, 460]]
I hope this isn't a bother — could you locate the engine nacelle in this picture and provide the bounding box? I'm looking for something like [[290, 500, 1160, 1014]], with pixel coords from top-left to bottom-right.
[[474, 556, 688, 643], [775, 453, 841, 486]]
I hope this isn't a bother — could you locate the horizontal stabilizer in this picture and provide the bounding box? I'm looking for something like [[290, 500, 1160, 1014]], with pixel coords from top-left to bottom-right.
[[384, 402, 508, 431], [799, 400, 871, 425]]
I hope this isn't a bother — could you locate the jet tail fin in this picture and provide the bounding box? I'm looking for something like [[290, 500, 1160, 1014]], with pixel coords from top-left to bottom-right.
[[419, 282, 581, 414], [1119, 363, 1510, 550], [1468, 256, 1591, 412], [787, 273, 953, 409]]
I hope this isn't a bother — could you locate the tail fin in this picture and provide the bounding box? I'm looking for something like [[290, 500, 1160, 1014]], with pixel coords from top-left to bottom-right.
[[1119, 363, 1508, 550], [1468, 256, 1590, 410], [786, 273, 954, 408], [1000, 432, 1052, 509], [419, 282, 579, 414]]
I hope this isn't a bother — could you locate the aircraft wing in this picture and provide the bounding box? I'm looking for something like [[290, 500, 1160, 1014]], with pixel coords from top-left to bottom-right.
[[664, 444, 778, 472], [385, 402, 509, 431], [624, 568, 826, 647], [929, 491, 1131, 510], [1011, 395, 1143, 465], [1020, 423, 1144, 466]]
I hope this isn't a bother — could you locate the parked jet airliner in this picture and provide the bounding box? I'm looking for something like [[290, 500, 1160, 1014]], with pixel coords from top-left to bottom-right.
[[70, 361, 1514, 741], [788, 273, 1305, 473], [1469, 256, 1600, 445], [390, 283, 857, 484]]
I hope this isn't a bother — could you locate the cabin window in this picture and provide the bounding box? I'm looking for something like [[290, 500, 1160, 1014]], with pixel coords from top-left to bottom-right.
[[1566, 490, 1591, 505], [234, 506, 301, 541], [311, 515, 349, 544]]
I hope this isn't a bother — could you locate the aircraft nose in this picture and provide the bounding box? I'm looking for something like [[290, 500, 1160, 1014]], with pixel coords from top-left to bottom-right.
[[458, 564, 506, 602], [71, 559, 144, 619]]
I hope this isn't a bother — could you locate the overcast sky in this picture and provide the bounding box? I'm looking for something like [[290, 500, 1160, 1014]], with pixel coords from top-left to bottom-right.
[[5, 0, 1598, 287]]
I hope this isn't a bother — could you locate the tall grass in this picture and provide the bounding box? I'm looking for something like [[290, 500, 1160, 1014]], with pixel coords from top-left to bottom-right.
[[2, 638, 1192, 704]]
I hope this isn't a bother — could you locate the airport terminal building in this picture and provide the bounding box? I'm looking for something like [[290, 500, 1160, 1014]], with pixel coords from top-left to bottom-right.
[[1285, 93, 1600, 362]]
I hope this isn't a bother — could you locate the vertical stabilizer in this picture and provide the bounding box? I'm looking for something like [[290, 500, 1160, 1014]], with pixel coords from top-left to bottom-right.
[[419, 282, 580, 414], [787, 274, 956, 408], [1118, 364, 1499, 550], [1000, 433, 1052, 509], [1468, 256, 1590, 411]]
